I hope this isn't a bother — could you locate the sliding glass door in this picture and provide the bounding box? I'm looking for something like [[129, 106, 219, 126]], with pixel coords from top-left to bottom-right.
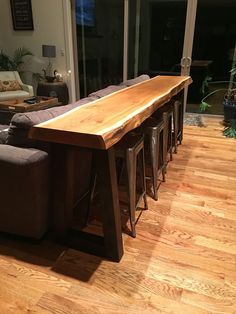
[[128, 0, 196, 78], [186, 0, 236, 114], [128, 0, 197, 112], [72, 0, 199, 103], [75, 0, 124, 98]]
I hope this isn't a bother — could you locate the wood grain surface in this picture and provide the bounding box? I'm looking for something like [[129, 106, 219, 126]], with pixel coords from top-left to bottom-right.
[[29, 76, 192, 149], [0, 115, 235, 313]]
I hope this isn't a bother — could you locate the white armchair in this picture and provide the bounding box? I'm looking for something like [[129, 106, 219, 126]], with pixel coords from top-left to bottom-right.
[[0, 71, 34, 101]]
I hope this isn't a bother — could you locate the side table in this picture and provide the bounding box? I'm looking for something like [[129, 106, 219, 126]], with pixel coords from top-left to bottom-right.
[[37, 82, 69, 105]]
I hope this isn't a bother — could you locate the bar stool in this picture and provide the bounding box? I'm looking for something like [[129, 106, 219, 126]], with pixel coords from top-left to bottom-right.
[[116, 133, 148, 237], [152, 102, 174, 170], [162, 105, 173, 170], [173, 100, 183, 152], [141, 117, 165, 201]]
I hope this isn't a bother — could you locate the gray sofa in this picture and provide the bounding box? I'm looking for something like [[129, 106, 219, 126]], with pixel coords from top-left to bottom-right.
[[0, 75, 150, 239]]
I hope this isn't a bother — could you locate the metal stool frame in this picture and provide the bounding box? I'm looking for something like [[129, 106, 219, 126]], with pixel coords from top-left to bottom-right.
[[116, 134, 148, 237], [142, 117, 165, 201]]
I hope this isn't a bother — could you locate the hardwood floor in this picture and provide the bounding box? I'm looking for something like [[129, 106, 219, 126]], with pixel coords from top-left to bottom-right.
[[0, 115, 235, 313]]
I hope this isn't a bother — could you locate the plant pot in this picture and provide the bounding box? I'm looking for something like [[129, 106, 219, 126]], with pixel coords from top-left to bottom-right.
[[223, 97, 236, 122], [45, 76, 56, 83]]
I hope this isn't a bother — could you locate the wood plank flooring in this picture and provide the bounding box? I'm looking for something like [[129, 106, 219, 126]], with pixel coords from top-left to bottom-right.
[[0, 115, 235, 313]]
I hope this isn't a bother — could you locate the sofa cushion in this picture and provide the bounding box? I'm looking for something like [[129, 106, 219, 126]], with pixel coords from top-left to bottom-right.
[[120, 74, 150, 87], [88, 85, 125, 98], [72, 96, 98, 107], [0, 80, 22, 92], [0, 145, 49, 238], [6, 96, 96, 147], [0, 144, 48, 165]]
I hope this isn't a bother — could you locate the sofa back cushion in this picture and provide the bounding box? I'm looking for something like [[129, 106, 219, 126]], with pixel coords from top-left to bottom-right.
[[120, 74, 150, 87], [6, 96, 97, 147], [88, 85, 125, 98]]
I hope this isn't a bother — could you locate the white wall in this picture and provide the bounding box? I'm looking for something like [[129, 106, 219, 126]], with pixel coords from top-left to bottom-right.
[[0, 0, 75, 100]]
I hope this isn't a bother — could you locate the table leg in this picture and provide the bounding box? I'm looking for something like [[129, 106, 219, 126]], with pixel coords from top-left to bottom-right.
[[94, 147, 124, 262], [52, 144, 123, 262], [52, 144, 75, 237]]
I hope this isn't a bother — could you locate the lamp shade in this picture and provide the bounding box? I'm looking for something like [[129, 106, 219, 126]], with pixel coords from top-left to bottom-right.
[[42, 45, 56, 58]]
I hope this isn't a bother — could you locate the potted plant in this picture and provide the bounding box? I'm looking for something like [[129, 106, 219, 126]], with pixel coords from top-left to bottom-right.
[[223, 65, 236, 121], [0, 47, 43, 84], [200, 65, 236, 118], [0, 47, 33, 71], [199, 45, 236, 139]]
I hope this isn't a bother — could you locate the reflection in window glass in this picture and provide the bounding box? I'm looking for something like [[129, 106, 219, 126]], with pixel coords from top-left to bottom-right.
[[75, 0, 124, 98], [128, 0, 187, 78], [187, 0, 236, 114]]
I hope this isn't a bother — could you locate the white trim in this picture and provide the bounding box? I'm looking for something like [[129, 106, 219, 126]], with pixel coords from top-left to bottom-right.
[[71, 0, 80, 99], [134, 0, 141, 78], [181, 0, 198, 112], [181, 0, 197, 76], [80, 0, 87, 96], [62, 0, 77, 102], [123, 0, 129, 81]]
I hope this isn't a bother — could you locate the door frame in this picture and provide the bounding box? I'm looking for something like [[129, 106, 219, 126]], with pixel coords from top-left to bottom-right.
[[181, 0, 198, 112]]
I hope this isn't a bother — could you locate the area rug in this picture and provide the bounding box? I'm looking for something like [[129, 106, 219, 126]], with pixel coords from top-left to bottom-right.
[[184, 113, 204, 127]]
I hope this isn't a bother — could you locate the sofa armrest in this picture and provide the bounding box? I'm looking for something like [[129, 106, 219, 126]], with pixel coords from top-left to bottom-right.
[[21, 83, 34, 96], [0, 144, 49, 238]]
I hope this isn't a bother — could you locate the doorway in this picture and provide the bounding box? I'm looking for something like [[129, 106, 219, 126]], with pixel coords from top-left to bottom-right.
[[186, 0, 236, 115]]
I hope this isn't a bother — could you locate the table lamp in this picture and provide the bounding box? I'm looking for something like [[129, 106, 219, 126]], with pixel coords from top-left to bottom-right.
[[42, 45, 56, 82]]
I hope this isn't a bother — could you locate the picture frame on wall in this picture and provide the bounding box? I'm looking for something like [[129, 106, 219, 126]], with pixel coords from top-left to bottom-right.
[[10, 0, 34, 31]]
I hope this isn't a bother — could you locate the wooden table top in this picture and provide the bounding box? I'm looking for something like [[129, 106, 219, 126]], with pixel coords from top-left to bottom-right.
[[29, 76, 192, 150]]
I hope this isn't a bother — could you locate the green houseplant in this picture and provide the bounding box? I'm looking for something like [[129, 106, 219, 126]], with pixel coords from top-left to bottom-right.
[[200, 64, 236, 116], [199, 45, 236, 139], [0, 47, 43, 83], [0, 47, 33, 71]]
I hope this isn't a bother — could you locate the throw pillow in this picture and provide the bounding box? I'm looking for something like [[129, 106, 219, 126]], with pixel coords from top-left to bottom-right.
[[0, 80, 22, 92]]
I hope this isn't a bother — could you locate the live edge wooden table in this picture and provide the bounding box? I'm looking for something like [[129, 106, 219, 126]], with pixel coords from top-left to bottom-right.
[[29, 75, 192, 262]]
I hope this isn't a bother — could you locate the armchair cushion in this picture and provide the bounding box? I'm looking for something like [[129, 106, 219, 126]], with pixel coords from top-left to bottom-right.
[[0, 90, 30, 101], [0, 79, 22, 92], [0, 71, 33, 101]]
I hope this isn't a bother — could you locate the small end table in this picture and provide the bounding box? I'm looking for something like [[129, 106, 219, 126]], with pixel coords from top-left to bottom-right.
[[37, 81, 69, 105]]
